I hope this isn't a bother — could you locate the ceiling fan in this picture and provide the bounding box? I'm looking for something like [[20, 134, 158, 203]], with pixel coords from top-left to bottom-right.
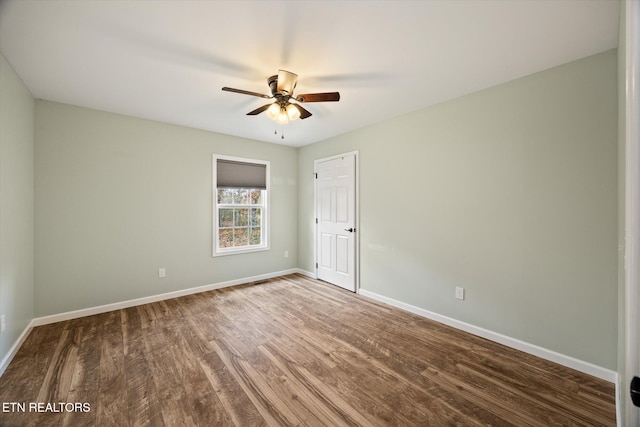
[[222, 70, 340, 123]]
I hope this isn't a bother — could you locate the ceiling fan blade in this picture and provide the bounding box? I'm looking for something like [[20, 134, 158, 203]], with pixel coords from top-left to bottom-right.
[[296, 92, 340, 102], [291, 104, 312, 119], [222, 87, 271, 99], [277, 70, 298, 95], [246, 104, 272, 115]]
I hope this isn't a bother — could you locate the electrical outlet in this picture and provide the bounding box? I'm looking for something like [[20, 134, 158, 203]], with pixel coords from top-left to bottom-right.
[[455, 287, 465, 300], [1, 314, 5, 332], [159, 268, 166, 278], [284, 250, 289, 258]]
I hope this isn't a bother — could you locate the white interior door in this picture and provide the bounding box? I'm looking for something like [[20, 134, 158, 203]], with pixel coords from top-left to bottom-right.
[[315, 154, 356, 292]]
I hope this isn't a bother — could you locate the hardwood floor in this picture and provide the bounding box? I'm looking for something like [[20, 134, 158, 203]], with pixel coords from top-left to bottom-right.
[[0, 274, 615, 426]]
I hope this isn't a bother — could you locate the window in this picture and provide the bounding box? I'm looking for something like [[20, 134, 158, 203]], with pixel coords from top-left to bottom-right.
[[213, 155, 269, 256]]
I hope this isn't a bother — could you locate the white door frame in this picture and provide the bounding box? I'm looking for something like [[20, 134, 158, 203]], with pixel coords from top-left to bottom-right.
[[625, 1, 640, 424], [314, 151, 359, 292]]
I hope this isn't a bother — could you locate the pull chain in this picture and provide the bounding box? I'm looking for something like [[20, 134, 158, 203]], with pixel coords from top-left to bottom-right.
[[273, 127, 285, 140]]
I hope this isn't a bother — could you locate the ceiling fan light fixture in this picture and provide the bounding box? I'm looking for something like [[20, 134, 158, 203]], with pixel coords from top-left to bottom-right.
[[277, 106, 289, 124], [286, 103, 301, 121], [266, 102, 280, 120], [277, 70, 298, 95]]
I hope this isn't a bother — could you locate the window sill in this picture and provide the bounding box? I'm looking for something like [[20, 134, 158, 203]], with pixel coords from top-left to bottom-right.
[[212, 246, 270, 257]]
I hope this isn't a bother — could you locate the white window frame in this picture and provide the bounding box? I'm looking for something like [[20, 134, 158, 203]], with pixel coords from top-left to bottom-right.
[[213, 154, 270, 257]]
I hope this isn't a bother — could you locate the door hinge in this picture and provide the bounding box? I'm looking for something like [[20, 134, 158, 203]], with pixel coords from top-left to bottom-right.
[[315, 263, 318, 269], [314, 173, 318, 179], [315, 218, 318, 224]]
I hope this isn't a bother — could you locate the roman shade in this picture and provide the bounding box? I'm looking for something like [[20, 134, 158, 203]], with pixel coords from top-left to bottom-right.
[[216, 159, 267, 189]]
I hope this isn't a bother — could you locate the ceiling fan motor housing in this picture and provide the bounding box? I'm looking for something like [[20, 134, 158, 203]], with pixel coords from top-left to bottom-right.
[[267, 75, 278, 96]]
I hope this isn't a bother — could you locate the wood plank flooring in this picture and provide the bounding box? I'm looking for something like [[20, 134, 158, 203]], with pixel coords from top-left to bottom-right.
[[0, 274, 616, 426]]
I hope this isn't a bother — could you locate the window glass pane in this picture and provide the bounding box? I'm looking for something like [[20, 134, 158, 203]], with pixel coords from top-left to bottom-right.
[[231, 189, 239, 204], [250, 208, 261, 227], [234, 189, 249, 205], [234, 228, 248, 246], [219, 209, 233, 227], [217, 189, 233, 204], [250, 228, 261, 245], [234, 208, 248, 226], [219, 229, 233, 248], [250, 189, 262, 205]]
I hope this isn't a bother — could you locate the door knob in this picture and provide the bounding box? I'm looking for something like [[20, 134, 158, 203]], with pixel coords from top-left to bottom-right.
[[344, 228, 355, 232], [632, 376, 640, 407]]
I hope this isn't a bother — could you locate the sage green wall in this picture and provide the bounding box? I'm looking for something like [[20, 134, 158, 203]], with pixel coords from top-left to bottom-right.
[[0, 53, 35, 365], [35, 101, 297, 316], [298, 50, 618, 369]]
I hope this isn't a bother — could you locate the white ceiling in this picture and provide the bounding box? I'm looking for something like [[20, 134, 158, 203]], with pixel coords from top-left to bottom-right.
[[0, 0, 620, 147]]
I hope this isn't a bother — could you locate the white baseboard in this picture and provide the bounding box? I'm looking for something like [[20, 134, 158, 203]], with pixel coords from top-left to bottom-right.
[[295, 268, 317, 279], [358, 288, 617, 383], [32, 268, 299, 327], [0, 319, 35, 377]]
